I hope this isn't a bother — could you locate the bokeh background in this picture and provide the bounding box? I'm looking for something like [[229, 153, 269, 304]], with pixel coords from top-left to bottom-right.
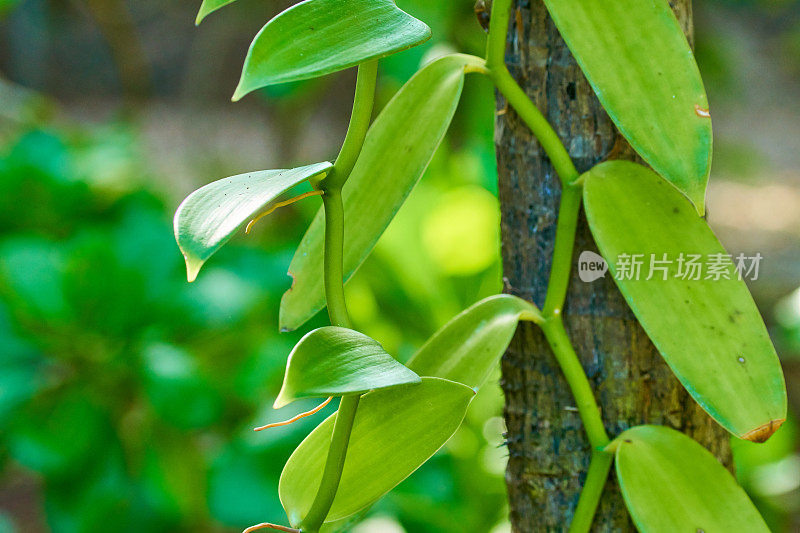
[[0, 0, 799, 531]]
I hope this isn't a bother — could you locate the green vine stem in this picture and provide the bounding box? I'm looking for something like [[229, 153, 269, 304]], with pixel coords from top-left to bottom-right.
[[539, 317, 609, 449], [541, 183, 613, 533], [542, 183, 582, 316], [300, 61, 378, 532], [322, 59, 378, 190], [485, 0, 578, 187], [299, 394, 360, 531], [321, 188, 352, 329], [485, 1, 612, 531], [569, 451, 614, 533]]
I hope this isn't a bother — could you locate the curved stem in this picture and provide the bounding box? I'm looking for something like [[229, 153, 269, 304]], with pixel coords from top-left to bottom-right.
[[324, 60, 378, 190], [490, 67, 579, 186], [540, 317, 609, 449], [486, 3, 611, 530], [300, 61, 379, 532], [540, 179, 611, 533], [485, 0, 579, 186], [300, 394, 360, 532], [321, 189, 351, 328], [301, 188, 357, 532], [543, 183, 582, 315], [568, 452, 614, 533]]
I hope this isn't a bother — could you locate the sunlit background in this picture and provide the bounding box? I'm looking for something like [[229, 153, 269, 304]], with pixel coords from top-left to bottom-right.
[[0, 0, 799, 531]]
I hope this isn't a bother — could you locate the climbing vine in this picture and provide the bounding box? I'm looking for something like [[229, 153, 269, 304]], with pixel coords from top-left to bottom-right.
[[175, 0, 786, 531]]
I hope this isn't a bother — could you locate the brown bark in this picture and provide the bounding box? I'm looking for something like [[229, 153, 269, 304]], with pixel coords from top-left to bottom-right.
[[496, 1, 731, 531]]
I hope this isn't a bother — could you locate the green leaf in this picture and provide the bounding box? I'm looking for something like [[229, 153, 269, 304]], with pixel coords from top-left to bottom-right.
[[406, 294, 540, 389], [195, 0, 237, 25], [275, 326, 420, 408], [279, 377, 474, 526], [583, 161, 786, 441], [233, 0, 431, 99], [280, 54, 479, 331], [173, 162, 331, 282], [611, 425, 769, 532], [543, 0, 712, 214]]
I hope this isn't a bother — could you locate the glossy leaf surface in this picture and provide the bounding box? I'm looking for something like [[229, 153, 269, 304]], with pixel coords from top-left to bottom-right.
[[274, 326, 420, 408], [233, 0, 430, 99], [544, 0, 712, 213], [279, 55, 478, 331], [584, 161, 786, 441], [196, 0, 237, 24], [279, 377, 474, 525], [174, 162, 331, 282], [407, 294, 540, 389], [612, 425, 769, 532]]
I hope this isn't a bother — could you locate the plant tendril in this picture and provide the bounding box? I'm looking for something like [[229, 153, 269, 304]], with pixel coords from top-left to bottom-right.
[[245, 190, 324, 234], [242, 523, 301, 533], [253, 397, 333, 431]]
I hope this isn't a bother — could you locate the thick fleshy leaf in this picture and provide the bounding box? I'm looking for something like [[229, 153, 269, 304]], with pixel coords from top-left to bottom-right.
[[274, 326, 420, 408], [611, 425, 769, 532], [583, 161, 786, 441], [543, 0, 712, 214], [233, 0, 431, 99], [279, 377, 474, 526], [174, 162, 331, 282], [195, 0, 237, 24], [406, 294, 540, 389], [280, 54, 480, 331]]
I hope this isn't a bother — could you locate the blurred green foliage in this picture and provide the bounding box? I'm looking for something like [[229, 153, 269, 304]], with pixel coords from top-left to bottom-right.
[[0, 118, 508, 532], [1, 0, 799, 531], [0, 5, 508, 523]]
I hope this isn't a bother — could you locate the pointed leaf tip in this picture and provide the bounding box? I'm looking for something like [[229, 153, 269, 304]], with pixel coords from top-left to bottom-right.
[[583, 160, 787, 439], [231, 83, 246, 102], [543, 0, 712, 205], [237, 0, 431, 91], [406, 294, 539, 390], [196, 0, 238, 25], [174, 163, 332, 282], [275, 326, 420, 408], [688, 185, 707, 217], [183, 252, 204, 283]]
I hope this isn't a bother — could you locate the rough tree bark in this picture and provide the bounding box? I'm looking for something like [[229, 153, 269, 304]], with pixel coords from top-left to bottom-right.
[[496, 1, 732, 531]]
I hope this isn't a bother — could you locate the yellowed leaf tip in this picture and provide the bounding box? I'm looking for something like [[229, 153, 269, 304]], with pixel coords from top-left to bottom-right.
[[183, 253, 204, 283], [231, 82, 247, 103], [273, 389, 291, 410], [742, 419, 785, 443]]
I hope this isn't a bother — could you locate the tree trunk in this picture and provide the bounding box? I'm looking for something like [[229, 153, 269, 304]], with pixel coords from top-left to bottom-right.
[[496, 1, 732, 531]]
